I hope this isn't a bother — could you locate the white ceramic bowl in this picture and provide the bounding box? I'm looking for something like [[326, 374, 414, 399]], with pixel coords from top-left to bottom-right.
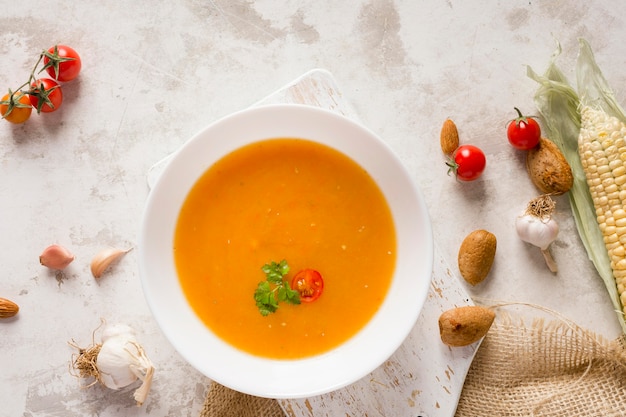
[[139, 104, 433, 399]]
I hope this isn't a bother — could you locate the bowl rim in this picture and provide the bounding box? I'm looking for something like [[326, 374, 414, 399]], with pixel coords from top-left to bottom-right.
[[139, 103, 433, 398]]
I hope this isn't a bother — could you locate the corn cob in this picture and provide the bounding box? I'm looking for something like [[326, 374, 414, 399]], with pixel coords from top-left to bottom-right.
[[579, 105, 626, 315]]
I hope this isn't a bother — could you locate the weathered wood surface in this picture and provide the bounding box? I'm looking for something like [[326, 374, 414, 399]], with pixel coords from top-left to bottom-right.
[[148, 70, 477, 417]]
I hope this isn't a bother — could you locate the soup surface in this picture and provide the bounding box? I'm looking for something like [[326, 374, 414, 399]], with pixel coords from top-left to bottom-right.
[[174, 138, 396, 359]]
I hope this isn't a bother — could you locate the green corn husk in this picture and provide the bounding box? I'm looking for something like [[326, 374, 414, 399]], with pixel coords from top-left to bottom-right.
[[527, 38, 626, 333]]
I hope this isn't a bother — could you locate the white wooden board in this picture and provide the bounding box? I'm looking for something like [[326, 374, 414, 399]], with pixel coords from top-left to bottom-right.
[[147, 69, 478, 417]]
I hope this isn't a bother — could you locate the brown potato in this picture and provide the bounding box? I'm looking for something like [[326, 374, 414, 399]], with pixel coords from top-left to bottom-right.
[[438, 306, 495, 346], [526, 137, 573, 195], [458, 229, 497, 285]]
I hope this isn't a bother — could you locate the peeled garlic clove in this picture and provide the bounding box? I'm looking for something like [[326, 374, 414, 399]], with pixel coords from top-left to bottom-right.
[[39, 244, 75, 270], [91, 247, 132, 278]]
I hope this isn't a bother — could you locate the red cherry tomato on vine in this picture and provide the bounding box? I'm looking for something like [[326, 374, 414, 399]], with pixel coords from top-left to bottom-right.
[[507, 107, 541, 150], [0, 91, 32, 124], [291, 269, 324, 303], [446, 144, 486, 181], [29, 78, 63, 113], [43, 45, 82, 82]]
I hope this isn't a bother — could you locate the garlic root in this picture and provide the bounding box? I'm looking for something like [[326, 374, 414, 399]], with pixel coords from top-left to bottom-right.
[[91, 247, 132, 278], [69, 342, 102, 386]]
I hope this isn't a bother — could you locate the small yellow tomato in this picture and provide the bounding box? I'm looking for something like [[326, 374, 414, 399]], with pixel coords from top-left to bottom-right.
[[0, 91, 33, 124]]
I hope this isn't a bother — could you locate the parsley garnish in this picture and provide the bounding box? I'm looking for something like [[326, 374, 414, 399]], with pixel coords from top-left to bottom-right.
[[254, 259, 300, 316]]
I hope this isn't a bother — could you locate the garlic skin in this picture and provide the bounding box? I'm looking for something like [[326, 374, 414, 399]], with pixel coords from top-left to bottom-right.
[[515, 214, 559, 250], [91, 247, 132, 278], [39, 244, 75, 270], [97, 335, 140, 389], [101, 323, 136, 343], [95, 323, 155, 406]]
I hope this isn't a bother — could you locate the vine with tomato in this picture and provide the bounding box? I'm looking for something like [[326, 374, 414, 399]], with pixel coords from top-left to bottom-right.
[[0, 45, 82, 124]]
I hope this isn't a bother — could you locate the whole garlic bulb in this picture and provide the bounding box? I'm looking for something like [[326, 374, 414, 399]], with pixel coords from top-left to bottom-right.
[[96, 334, 142, 389], [72, 323, 155, 406], [515, 194, 559, 273]]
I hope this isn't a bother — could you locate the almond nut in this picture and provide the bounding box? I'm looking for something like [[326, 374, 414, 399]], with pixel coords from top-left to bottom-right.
[[0, 297, 19, 318], [440, 118, 460, 155]]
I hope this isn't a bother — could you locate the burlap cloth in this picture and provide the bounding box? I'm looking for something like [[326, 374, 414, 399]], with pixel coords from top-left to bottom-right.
[[200, 381, 285, 417], [200, 317, 626, 417]]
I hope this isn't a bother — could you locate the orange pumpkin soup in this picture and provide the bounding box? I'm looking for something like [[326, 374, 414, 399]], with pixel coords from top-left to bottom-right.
[[174, 138, 396, 359]]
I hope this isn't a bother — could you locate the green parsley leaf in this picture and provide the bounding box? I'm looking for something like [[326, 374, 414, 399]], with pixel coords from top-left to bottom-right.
[[277, 281, 301, 304], [262, 260, 290, 284], [254, 259, 300, 316]]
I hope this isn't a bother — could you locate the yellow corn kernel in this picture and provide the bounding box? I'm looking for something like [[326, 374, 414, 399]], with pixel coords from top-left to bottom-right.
[[605, 235, 619, 245], [609, 159, 623, 170], [596, 162, 610, 175], [614, 259, 626, 270], [608, 199, 621, 209], [605, 215, 616, 226], [596, 196, 608, 207], [612, 246, 626, 258], [590, 139, 603, 150], [602, 177, 615, 189], [608, 191, 621, 200], [613, 164, 626, 175], [605, 241, 624, 250], [600, 172, 613, 182], [614, 208, 626, 220]]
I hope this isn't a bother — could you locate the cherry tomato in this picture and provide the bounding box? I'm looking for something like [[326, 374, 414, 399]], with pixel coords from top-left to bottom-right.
[[29, 78, 63, 113], [446, 144, 486, 181], [507, 107, 541, 150], [291, 269, 324, 303], [0, 91, 32, 124], [43, 45, 82, 82]]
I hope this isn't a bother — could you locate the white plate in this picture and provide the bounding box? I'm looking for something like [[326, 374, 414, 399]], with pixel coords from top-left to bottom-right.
[[139, 103, 433, 398]]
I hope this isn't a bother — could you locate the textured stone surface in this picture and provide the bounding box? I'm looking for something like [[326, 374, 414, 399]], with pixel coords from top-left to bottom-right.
[[1, 1, 624, 416]]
